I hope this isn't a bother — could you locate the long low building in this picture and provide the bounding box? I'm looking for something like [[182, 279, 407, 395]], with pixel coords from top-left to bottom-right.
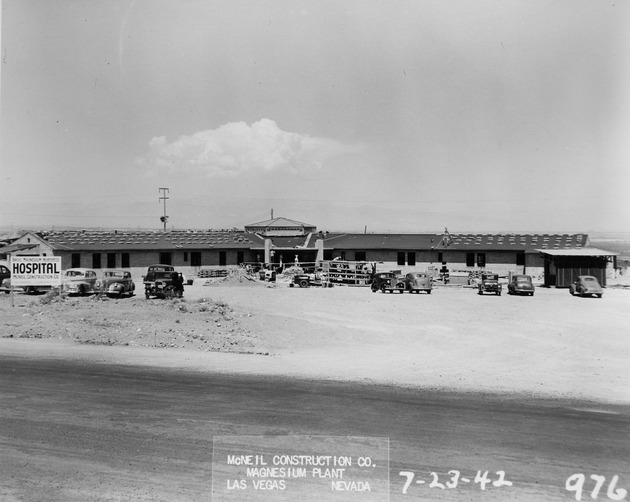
[[0, 217, 618, 286]]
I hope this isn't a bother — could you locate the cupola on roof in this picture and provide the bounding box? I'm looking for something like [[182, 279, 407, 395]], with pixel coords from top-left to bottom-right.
[[244, 217, 317, 236]]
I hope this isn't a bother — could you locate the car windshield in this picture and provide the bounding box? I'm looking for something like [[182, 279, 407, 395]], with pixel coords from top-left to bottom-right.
[[582, 277, 597, 282], [105, 271, 125, 278], [66, 271, 84, 277], [516, 277, 530, 283], [484, 275, 498, 280]]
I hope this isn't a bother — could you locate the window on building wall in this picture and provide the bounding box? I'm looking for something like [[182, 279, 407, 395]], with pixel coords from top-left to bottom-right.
[[324, 250, 333, 261], [184, 252, 188, 262], [237, 251, 244, 264], [397, 252, 406, 266], [516, 252, 525, 266], [407, 252, 416, 266], [92, 253, 101, 269], [71, 253, 81, 268], [191, 252, 201, 267], [437, 252, 443, 263], [466, 253, 475, 267], [477, 253, 486, 268], [159, 252, 172, 265], [107, 253, 116, 268], [355, 251, 366, 261], [219, 251, 226, 266], [339, 251, 346, 261], [121, 253, 130, 268]]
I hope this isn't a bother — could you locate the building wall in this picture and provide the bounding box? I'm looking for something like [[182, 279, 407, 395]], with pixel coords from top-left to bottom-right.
[[54, 249, 257, 284], [330, 248, 544, 280]]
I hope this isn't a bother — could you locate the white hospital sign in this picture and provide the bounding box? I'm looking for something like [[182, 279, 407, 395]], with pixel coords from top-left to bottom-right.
[[11, 256, 62, 286]]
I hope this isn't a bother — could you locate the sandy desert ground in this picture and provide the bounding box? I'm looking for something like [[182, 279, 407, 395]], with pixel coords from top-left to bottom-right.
[[1, 277, 628, 405]]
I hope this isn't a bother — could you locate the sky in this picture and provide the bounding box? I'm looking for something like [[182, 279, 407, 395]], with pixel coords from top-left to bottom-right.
[[1, 0, 629, 234]]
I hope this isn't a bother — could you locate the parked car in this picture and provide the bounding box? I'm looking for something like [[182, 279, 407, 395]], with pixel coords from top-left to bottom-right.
[[0, 262, 11, 293], [289, 272, 323, 288], [569, 276, 603, 298], [404, 272, 432, 294], [373, 272, 406, 293], [478, 273, 502, 296], [143, 265, 183, 299], [371, 272, 396, 292], [507, 274, 535, 296], [101, 269, 135, 297], [143, 264, 175, 281], [0, 262, 10, 287], [63, 268, 99, 296]]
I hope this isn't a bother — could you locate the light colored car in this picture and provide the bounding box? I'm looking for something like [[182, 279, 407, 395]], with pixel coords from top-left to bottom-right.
[[569, 276, 603, 298], [63, 268, 99, 296], [101, 269, 135, 297], [404, 272, 432, 294], [507, 274, 535, 296]]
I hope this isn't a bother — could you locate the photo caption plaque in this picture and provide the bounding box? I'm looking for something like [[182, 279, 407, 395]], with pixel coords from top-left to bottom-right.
[[212, 435, 389, 501]]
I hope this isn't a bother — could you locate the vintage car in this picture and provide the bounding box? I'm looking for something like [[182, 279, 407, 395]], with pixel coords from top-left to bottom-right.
[[289, 271, 326, 288], [0, 262, 10, 287], [569, 275, 603, 298], [0, 262, 11, 293], [143, 265, 183, 299], [101, 269, 135, 297], [404, 272, 432, 294], [63, 268, 99, 296], [478, 273, 502, 296], [372, 272, 406, 293], [507, 274, 535, 296], [371, 272, 395, 292]]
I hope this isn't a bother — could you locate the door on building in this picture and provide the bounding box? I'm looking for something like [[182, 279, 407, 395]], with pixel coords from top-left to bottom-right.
[[159, 252, 172, 265], [219, 251, 226, 266], [107, 253, 116, 268], [191, 252, 201, 267]]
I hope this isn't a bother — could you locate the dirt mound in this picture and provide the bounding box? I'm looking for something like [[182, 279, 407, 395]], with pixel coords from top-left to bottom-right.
[[1, 292, 265, 354]]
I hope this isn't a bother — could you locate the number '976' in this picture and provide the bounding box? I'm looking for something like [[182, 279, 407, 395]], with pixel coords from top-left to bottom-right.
[[566, 474, 626, 501]]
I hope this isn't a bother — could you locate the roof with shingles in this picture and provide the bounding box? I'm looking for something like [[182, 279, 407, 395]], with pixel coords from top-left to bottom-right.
[[537, 247, 617, 256], [321, 233, 589, 252], [42, 230, 264, 251], [27, 230, 592, 253]]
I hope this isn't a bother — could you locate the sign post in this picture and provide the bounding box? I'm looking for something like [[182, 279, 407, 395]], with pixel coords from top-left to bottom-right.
[[9, 256, 62, 307]]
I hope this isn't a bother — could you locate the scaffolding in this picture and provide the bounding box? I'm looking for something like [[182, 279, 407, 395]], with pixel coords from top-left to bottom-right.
[[318, 260, 374, 286]]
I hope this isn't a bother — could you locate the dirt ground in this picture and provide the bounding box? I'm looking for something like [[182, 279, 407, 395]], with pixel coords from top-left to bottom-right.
[[1, 276, 629, 404]]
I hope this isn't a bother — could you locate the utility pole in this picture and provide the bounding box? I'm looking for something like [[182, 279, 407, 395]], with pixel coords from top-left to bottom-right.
[[158, 188, 169, 232]]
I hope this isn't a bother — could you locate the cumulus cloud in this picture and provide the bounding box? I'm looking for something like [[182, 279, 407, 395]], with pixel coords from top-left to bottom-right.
[[137, 119, 358, 176]]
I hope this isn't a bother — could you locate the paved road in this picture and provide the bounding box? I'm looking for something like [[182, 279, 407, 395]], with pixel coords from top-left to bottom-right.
[[1, 357, 628, 501]]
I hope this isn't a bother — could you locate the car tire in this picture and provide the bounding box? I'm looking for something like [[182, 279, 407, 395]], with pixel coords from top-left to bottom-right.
[[596, 294, 602, 298], [426, 290, 431, 294], [145, 292, 150, 299], [298, 279, 309, 288], [478, 289, 482, 295], [380, 284, 387, 294], [78, 285, 86, 296]]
